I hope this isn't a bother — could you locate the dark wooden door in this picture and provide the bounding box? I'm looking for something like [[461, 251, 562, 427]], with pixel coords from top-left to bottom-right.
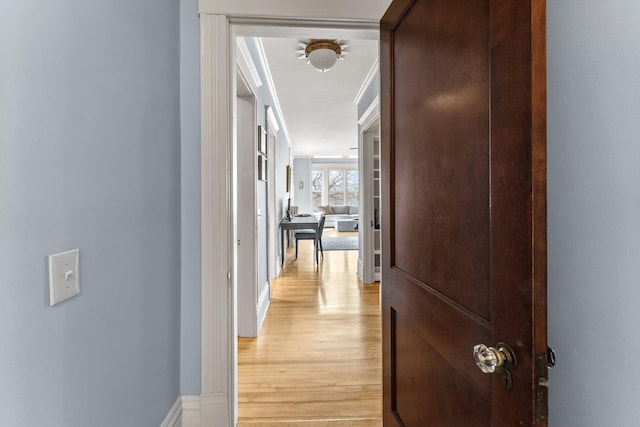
[[380, 0, 547, 425]]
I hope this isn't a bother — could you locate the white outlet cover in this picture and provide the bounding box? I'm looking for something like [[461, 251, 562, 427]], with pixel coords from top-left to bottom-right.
[[48, 249, 80, 306]]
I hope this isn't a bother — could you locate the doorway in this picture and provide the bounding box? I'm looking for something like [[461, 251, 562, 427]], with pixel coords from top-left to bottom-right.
[[235, 34, 379, 423], [199, 8, 386, 426]]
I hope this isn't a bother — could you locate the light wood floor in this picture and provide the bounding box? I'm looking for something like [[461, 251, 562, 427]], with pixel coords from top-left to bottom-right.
[[238, 229, 382, 427]]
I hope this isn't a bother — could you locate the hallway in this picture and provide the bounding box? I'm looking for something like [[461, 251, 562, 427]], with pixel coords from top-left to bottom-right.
[[237, 230, 382, 426]]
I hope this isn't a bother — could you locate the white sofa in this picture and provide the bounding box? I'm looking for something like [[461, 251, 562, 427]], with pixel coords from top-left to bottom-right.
[[318, 205, 359, 228]]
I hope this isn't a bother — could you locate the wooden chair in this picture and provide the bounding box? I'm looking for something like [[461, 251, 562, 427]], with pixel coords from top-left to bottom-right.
[[295, 214, 326, 264]]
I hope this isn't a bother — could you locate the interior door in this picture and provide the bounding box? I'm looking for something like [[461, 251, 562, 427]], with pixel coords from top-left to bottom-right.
[[380, 0, 547, 425]]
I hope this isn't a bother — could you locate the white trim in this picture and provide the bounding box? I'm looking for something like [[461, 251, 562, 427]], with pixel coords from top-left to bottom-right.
[[181, 396, 202, 427], [257, 282, 271, 331], [159, 396, 202, 427], [235, 79, 259, 339], [198, 0, 391, 21], [266, 110, 280, 280], [359, 129, 376, 284], [160, 396, 182, 427], [357, 95, 380, 127], [358, 93, 380, 285], [354, 58, 380, 105], [200, 13, 235, 427], [236, 38, 263, 92], [254, 37, 292, 146], [374, 268, 381, 282], [266, 106, 280, 132], [232, 20, 379, 41], [357, 258, 365, 283], [200, 393, 230, 426]]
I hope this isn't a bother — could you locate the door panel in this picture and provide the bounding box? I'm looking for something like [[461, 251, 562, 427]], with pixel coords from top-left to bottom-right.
[[395, 315, 490, 426], [391, 274, 491, 397], [393, 0, 490, 319], [381, 0, 547, 425]]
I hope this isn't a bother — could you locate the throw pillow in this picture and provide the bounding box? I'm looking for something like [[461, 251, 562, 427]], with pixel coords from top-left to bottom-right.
[[331, 205, 349, 214], [318, 205, 334, 214]]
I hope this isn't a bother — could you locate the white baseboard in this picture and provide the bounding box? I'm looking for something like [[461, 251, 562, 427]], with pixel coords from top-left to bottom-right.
[[160, 394, 229, 427], [181, 396, 202, 427], [257, 282, 271, 333], [160, 396, 183, 427], [200, 393, 230, 426]]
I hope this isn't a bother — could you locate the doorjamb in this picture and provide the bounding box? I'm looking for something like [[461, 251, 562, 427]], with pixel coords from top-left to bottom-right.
[[200, 13, 381, 426], [357, 96, 380, 284], [266, 106, 280, 279]]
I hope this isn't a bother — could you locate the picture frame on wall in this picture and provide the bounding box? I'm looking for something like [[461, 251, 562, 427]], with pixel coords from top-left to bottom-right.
[[285, 165, 291, 193], [258, 154, 267, 181], [257, 125, 267, 155]]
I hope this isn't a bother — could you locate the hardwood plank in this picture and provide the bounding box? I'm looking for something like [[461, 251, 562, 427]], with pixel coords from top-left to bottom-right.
[[238, 230, 382, 424]]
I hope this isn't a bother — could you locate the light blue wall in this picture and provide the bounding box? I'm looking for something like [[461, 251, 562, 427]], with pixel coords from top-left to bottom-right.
[[0, 1, 181, 426], [244, 37, 292, 277], [275, 134, 291, 226], [257, 172, 269, 292], [293, 157, 311, 213], [175, 33, 293, 396], [179, 0, 201, 396], [548, 1, 640, 426], [244, 39, 269, 304], [356, 69, 380, 120]]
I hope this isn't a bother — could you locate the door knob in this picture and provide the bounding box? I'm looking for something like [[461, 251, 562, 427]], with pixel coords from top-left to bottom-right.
[[473, 342, 517, 373]]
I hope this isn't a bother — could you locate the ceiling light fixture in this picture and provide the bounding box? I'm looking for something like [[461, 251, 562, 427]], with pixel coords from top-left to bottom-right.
[[297, 40, 349, 72]]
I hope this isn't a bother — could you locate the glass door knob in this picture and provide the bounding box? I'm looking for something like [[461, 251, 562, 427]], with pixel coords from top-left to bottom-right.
[[473, 342, 517, 373]]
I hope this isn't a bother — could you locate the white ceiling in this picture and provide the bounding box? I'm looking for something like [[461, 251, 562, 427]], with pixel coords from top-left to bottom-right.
[[259, 37, 378, 158]]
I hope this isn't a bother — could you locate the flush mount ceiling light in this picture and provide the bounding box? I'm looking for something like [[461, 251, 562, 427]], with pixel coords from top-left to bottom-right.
[[297, 39, 349, 72]]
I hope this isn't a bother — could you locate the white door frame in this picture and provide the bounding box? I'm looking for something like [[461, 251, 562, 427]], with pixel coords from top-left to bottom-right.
[[266, 106, 280, 279], [199, 2, 388, 424], [358, 98, 380, 284]]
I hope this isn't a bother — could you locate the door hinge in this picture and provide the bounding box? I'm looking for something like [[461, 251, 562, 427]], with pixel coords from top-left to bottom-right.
[[227, 270, 232, 285], [535, 352, 549, 421]]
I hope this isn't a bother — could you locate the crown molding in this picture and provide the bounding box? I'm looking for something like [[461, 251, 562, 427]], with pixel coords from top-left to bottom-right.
[[235, 37, 262, 92], [358, 94, 380, 128], [354, 57, 379, 105], [266, 106, 280, 132], [253, 37, 292, 147]]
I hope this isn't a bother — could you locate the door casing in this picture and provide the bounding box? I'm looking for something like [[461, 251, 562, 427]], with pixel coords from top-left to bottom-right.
[[198, 2, 388, 424], [358, 99, 380, 284]]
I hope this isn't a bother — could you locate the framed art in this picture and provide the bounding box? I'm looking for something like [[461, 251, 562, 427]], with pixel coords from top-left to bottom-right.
[[257, 125, 267, 154], [285, 165, 291, 192], [258, 154, 267, 181]]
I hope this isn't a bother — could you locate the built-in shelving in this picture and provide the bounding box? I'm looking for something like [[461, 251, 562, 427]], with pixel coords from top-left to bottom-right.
[[373, 137, 381, 280], [357, 100, 381, 285]]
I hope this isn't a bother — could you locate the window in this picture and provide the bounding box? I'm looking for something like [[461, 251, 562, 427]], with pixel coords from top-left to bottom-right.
[[311, 169, 323, 209], [346, 169, 359, 206], [310, 165, 358, 208], [328, 169, 345, 205]]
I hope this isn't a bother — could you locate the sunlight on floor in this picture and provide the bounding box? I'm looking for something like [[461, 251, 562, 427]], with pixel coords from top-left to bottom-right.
[[237, 230, 381, 425]]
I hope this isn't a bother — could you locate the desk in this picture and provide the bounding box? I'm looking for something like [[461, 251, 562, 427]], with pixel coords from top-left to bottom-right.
[[280, 215, 320, 266]]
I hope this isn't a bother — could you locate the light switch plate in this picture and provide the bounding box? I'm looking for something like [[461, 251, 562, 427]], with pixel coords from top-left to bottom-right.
[[48, 249, 80, 306]]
